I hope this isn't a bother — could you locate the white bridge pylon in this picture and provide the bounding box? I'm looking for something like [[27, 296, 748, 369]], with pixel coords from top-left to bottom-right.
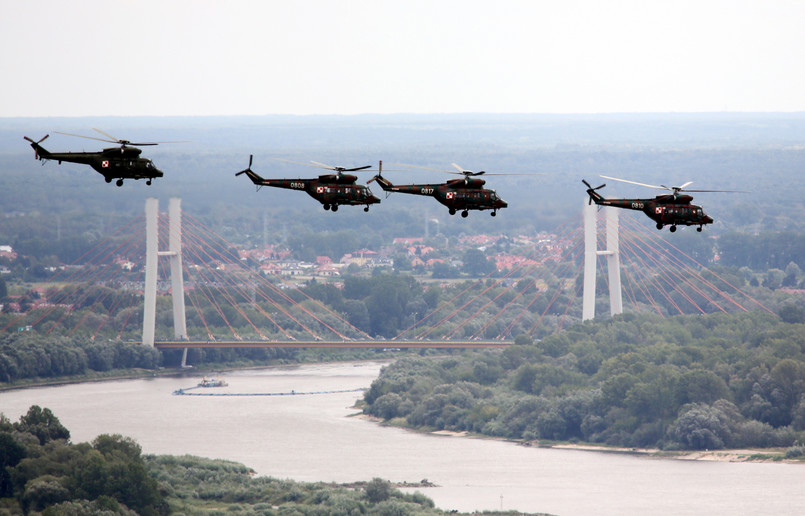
[[142, 198, 187, 347], [582, 202, 623, 320]]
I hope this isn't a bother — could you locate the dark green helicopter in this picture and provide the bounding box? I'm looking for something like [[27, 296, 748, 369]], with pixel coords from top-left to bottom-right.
[[24, 129, 184, 186], [235, 156, 381, 212]]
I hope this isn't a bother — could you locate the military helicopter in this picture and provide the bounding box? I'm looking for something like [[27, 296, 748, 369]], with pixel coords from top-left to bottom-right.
[[235, 156, 381, 212], [369, 161, 512, 217], [24, 129, 182, 186], [583, 175, 745, 232]]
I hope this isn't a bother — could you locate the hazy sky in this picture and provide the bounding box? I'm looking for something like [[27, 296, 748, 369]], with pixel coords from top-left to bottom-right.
[[2, 0, 804, 117]]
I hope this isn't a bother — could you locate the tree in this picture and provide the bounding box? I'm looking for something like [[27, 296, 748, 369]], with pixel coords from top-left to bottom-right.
[[364, 477, 392, 503], [669, 403, 730, 450], [0, 432, 26, 496], [462, 249, 495, 277], [779, 304, 805, 324], [14, 406, 70, 445]]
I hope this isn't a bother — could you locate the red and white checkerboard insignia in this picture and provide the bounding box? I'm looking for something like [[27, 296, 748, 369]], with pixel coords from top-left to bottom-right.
[[102, 160, 110, 168], [655, 207, 662, 214], [446, 192, 454, 199], [316, 186, 325, 193]]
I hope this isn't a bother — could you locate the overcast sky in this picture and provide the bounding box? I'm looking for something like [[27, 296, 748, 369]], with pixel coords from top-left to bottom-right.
[[2, 0, 804, 117]]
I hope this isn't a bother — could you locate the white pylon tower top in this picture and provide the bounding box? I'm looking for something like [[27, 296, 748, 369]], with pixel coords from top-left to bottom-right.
[[582, 201, 623, 320], [142, 198, 187, 346]]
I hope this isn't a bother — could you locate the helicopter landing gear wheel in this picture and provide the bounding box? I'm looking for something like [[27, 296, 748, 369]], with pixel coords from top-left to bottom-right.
[[670, 225, 677, 232], [105, 177, 112, 183], [491, 211, 497, 217], [323, 204, 330, 211], [331, 205, 338, 212], [697, 226, 703, 232], [146, 179, 152, 186], [116, 179, 124, 187], [364, 206, 369, 212], [656, 223, 663, 230], [461, 210, 469, 218], [449, 208, 456, 216]]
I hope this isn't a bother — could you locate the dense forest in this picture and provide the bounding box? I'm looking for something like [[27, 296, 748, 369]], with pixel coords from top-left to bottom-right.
[[363, 311, 805, 452], [1, 406, 531, 515]]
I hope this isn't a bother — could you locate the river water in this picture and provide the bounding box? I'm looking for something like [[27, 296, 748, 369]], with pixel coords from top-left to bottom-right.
[[1, 361, 803, 515]]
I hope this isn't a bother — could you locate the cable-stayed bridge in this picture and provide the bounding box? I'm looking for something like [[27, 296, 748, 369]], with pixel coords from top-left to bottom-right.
[[3, 198, 773, 354]]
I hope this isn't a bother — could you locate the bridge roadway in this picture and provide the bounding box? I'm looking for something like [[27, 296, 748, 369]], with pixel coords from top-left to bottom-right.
[[154, 339, 511, 349]]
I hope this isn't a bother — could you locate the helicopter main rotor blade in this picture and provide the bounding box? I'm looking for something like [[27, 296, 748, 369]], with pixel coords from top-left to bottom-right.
[[91, 128, 187, 146], [273, 158, 335, 170], [309, 160, 372, 172], [55, 130, 187, 147], [310, 160, 340, 170], [389, 162, 455, 174], [600, 175, 668, 190], [680, 188, 750, 193], [342, 165, 373, 172], [93, 128, 121, 142], [55, 131, 117, 144], [272, 158, 307, 166]]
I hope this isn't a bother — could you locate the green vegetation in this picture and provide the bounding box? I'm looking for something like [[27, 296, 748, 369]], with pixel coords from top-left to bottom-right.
[[0, 406, 537, 515], [0, 335, 160, 383], [363, 311, 805, 451], [1, 406, 165, 515]]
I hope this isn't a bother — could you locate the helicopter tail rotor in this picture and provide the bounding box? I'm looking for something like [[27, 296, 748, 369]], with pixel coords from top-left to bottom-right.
[[235, 154, 254, 177], [24, 135, 50, 160], [582, 179, 606, 205]]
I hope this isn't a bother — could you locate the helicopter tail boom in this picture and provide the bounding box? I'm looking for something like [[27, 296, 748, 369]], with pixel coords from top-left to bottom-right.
[[368, 173, 394, 192]]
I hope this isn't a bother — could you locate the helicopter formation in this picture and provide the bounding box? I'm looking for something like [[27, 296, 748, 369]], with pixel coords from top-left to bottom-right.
[[24, 130, 743, 230]]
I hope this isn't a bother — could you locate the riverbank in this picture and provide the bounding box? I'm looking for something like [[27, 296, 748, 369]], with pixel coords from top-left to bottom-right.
[[0, 356, 395, 392], [549, 443, 797, 463], [359, 414, 803, 464]]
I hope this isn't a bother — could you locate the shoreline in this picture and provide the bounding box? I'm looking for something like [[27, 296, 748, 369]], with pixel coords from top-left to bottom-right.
[[357, 414, 800, 464], [0, 357, 394, 393]]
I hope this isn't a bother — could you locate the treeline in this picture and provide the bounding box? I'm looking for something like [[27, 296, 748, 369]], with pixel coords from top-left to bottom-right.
[[0, 333, 304, 383], [0, 335, 159, 383], [363, 311, 805, 451], [1, 406, 529, 515]]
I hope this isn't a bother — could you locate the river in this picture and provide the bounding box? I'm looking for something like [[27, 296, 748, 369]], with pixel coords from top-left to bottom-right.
[[1, 361, 802, 515]]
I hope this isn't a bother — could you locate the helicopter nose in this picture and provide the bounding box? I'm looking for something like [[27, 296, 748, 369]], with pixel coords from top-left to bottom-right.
[[370, 195, 381, 204]]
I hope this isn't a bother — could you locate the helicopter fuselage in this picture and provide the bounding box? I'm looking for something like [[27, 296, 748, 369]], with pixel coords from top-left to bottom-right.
[[590, 191, 713, 231], [371, 175, 507, 217], [27, 139, 163, 186], [237, 169, 380, 212]]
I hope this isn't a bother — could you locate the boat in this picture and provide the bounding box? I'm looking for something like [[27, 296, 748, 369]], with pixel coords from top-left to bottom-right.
[[198, 377, 228, 387]]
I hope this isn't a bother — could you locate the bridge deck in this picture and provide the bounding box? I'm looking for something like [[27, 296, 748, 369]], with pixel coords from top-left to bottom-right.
[[154, 340, 510, 349]]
